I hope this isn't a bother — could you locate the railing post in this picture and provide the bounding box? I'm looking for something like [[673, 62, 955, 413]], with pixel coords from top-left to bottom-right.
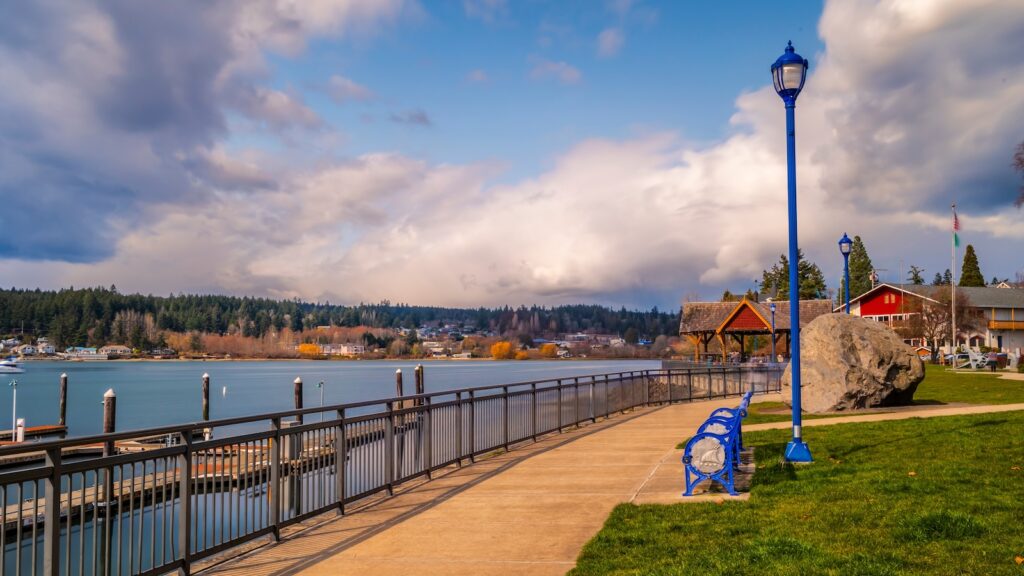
[[336, 408, 346, 515], [573, 377, 580, 427], [598, 373, 606, 416], [43, 447, 62, 576], [687, 370, 693, 402], [177, 430, 193, 572], [468, 391, 476, 463], [503, 386, 510, 451], [424, 396, 433, 478], [590, 377, 596, 423], [668, 369, 674, 404], [269, 417, 282, 540], [557, 379, 563, 432], [530, 384, 537, 441], [455, 392, 463, 466], [707, 368, 713, 400], [386, 401, 395, 495]]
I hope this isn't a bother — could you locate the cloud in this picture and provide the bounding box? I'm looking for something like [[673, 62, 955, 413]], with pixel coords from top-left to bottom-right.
[[3, 0, 1024, 310], [328, 74, 375, 102], [389, 109, 432, 126], [530, 58, 582, 85], [0, 0, 410, 263], [597, 27, 624, 57], [462, 0, 507, 23], [466, 69, 489, 83]]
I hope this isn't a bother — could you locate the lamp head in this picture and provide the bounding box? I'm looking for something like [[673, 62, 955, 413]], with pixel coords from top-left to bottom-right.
[[771, 41, 809, 104], [770, 302, 777, 313], [838, 232, 853, 256]]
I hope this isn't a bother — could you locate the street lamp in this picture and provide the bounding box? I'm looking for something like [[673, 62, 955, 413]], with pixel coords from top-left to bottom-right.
[[772, 41, 812, 463], [839, 233, 853, 314], [769, 301, 777, 362]]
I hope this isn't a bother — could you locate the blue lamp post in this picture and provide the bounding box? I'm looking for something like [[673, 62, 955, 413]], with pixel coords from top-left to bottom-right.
[[772, 41, 812, 463], [839, 233, 853, 314], [769, 301, 777, 362]]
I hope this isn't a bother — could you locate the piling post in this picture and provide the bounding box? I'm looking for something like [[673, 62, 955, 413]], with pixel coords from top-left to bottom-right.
[[395, 369, 404, 399], [102, 389, 116, 456], [294, 377, 303, 425], [414, 364, 424, 405], [59, 373, 68, 427], [202, 373, 210, 421]]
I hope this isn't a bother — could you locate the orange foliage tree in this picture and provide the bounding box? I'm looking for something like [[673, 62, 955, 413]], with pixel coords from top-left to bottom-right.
[[490, 341, 515, 360], [539, 343, 558, 358], [298, 343, 322, 358], [514, 350, 530, 360]]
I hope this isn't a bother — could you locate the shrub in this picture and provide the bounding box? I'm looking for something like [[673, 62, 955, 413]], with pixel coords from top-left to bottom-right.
[[515, 350, 530, 360], [490, 341, 515, 360]]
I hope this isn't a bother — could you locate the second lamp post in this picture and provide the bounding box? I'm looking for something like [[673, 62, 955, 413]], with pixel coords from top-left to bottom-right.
[[839, 233, 852, 313]]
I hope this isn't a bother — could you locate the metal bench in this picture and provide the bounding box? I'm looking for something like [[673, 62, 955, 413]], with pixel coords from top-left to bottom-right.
[[682, 391, 753, 496]]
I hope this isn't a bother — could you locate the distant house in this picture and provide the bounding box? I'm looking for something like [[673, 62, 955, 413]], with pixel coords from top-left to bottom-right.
[[320, 343, 365, 356], [99, 345, 133, 358], [35, 338, 55, 355], [15, 344, 37, 356]]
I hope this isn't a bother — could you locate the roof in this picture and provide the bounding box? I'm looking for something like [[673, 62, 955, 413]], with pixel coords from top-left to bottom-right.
[[680, 298, 833, 334], [841, 283, 1024, 310]]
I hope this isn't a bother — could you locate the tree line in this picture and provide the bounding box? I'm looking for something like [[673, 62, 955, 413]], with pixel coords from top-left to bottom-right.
[[0, 286, 679, 349]]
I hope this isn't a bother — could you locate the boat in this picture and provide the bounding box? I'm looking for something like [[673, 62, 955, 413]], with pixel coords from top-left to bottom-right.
[[0, 358, 24, 374]]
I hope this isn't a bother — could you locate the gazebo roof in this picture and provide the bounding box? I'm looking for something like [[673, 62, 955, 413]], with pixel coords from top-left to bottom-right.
[[679, 298, 834, 335]]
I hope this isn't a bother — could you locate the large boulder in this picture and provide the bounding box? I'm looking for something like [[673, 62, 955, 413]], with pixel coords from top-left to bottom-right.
[[781, 314, 925, 413]]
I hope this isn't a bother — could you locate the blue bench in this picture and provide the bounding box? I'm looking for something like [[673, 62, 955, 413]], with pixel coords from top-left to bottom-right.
[[682, 391, 753, 496]]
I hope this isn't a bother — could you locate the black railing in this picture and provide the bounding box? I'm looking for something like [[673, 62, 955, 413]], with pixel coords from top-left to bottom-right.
[[0, 366, 782, 575]]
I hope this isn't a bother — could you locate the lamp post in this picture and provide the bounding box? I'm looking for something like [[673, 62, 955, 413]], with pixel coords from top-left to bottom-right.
[[772, 41, 812, 463], [839, 233, 852, 314], [769, 301, 777, 362]]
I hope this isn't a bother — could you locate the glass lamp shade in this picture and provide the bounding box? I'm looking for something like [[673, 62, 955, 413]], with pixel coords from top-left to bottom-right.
[[838, 233, 853, 256], [770, 303, 776, 313], [771, 41, 808, 101]]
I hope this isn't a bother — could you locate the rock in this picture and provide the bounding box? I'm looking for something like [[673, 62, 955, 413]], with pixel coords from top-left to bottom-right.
[[781, 314, 925, 413]]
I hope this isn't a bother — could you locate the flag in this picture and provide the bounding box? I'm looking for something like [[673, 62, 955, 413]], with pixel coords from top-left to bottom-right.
[[953, 209, 960, 247]]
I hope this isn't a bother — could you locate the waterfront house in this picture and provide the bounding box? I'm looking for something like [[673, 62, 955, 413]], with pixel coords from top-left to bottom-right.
[[15, 344, 37, 356], [100, 344, 133, 358], [36, 337, 55, 355]]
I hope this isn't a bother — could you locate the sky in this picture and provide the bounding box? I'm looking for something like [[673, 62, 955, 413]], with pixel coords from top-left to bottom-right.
[[1, 0, 1023, 311]]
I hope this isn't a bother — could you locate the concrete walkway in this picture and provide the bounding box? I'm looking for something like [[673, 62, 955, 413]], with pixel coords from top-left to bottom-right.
[[205, 397, 1024, 576]]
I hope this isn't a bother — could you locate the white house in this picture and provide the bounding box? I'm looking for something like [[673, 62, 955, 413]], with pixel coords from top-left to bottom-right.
[[36, 338, 55, 355], [15, 344, 36, 356], [99, 345, 133, 357]]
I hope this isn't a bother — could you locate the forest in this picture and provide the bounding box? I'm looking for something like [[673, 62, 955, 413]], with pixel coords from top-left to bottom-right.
[[0, 286, 679, 351]]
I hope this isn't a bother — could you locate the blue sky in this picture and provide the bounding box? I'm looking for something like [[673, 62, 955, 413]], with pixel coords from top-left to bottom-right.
[[0, 0, 1022, 310]]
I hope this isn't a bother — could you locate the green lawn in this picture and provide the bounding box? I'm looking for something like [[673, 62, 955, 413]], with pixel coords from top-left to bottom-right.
[[741, 366, 1024, 426], [572, 411, 1024, 575]]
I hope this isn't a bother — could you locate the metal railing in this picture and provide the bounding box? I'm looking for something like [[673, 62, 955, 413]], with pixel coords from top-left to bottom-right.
[[0, 366, 782, 575]]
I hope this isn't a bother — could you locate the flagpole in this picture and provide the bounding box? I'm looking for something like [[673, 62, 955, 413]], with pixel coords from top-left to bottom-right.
[[951, 202, 957, 362]]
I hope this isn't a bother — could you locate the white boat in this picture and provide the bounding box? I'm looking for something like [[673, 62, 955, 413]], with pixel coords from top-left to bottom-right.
[[0, 358, 25, 374]]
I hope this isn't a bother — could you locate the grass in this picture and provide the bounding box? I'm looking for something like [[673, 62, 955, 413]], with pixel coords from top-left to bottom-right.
[[738, 365, 1024, 426], [572, 411, 1024, 575]]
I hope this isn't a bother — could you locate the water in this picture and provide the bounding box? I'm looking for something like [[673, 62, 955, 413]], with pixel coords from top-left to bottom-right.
[[5, 360, 659, 437]]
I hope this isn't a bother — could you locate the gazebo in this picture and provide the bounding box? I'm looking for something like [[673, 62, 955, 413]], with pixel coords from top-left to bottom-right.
[[679, 298, 834, 362]]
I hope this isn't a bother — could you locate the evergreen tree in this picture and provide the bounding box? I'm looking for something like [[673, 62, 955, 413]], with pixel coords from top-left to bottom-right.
[[932, 272, 944, 286], [759, 250, 828, 301], [847, 235, 874, 298], [959, 244, 985, 287], [907, 265, 925, 285], [943, 269, 953, 285]]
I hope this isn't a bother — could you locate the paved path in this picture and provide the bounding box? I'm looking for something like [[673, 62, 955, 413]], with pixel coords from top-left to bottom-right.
[[205, 397, 1024, 576]]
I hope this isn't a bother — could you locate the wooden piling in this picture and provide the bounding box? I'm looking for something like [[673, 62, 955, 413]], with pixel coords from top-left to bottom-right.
[[202, 372, 211, 421], [395, 369, 404, 399], [102, 389, 116, 456], [294, 377, 303, 424], [414, 364, 424, 406], [59, 373, 68, 427]]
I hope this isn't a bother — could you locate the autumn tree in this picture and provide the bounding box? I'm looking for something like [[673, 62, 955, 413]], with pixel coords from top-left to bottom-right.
[[1014, 140, 1024, 208], [490, 341, 515, 360], [959, 244, 985, 287], [539, 343, 558, 358], [297, 343, 321, 358], [918, 287, 980, 361], [759, 250, 827, 300]]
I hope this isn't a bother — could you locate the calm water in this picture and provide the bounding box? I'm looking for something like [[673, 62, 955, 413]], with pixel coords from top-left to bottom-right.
[[6, 360, 659, 437]]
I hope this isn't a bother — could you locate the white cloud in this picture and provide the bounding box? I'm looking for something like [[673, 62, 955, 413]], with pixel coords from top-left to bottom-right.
[[466, 69, 489, 83], [597, 27, 624, 57], [462, 0, 507, 23], [328, 75, 375, 102], [3, 0, 1024, 309], [530, 58, 582, 85], [233, 87, 323, 130]]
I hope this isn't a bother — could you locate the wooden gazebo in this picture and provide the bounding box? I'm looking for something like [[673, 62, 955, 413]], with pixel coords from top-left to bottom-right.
[[679, 298, 833, 362]]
